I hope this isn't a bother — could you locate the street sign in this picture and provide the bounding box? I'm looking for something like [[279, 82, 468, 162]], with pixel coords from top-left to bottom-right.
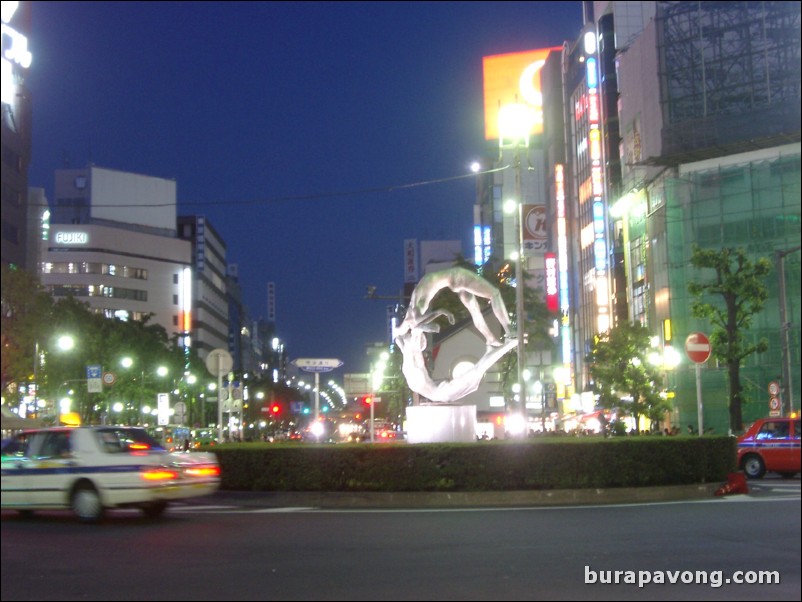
[[292, 358, 343, 373], [157, 393, 170, 426], [87, 365, 102, 393], [769, 397, 781, 411], [173, 401, 187, 425], [102, 372, 116, 386], [768, 381, 780, 397], [344, 373, 371, 397], [684, 332, 711, 364], [205, 348, 233, 377]]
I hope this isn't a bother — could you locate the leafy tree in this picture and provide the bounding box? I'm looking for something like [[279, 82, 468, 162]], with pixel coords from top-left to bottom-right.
[[1, 264, 54, 393], [374, 346, 409, 425], [687, 246, 771, 432], [2, 263, 194, 425], [491, 259, 557, 406], [587, 322, 670, 433]]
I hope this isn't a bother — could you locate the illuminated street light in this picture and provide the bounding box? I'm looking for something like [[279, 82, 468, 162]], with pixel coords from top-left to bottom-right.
[[499, 103, 532, 432], [369, 351, 390, 443]]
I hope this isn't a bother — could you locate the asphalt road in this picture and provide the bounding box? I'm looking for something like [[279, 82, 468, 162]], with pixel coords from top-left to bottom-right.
[[1, 478, 799, 601]]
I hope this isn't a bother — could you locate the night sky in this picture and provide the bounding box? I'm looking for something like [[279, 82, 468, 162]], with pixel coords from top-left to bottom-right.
[[27, 1, 584, 374]]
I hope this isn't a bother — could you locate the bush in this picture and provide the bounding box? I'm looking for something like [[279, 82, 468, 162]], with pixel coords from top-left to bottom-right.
[[206, 436, 736, 492]]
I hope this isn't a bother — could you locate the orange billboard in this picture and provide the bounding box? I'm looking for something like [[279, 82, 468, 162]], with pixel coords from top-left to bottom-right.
[[482, 48, 560, 141]]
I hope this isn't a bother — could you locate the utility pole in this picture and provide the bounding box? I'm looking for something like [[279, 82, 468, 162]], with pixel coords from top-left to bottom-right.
[[777, 245, 801, 416]]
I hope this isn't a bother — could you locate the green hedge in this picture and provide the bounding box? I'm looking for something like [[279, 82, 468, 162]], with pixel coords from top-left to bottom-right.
[[205, 436, 736, 492]]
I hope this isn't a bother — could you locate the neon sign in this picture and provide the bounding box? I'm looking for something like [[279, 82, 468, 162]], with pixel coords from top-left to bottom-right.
[[54, 232, 88, 244]]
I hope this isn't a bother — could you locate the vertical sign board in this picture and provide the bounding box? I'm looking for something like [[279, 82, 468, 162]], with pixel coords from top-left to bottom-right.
[[404, 239, 419, 284], [157, 393, 170, 426], [768, 381, 782, 417], [86, 365, 102, 393]]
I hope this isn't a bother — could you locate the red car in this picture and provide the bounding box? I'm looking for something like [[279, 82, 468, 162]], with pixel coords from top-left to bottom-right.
[[737, 417, 801, 479]]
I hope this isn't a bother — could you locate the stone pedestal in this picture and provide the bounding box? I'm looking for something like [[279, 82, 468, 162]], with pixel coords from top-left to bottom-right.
[[405, 405, 477, 443]]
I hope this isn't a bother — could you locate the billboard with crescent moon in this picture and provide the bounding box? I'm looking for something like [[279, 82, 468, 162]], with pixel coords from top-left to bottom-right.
[[482, 47, 560, 140]]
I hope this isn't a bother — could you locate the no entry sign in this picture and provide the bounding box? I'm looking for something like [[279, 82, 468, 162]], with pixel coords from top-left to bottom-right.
[[685, 332, 711, 364]]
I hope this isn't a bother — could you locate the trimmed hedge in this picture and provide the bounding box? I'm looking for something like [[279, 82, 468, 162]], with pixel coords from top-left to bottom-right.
[[206, 436, 736, 492]]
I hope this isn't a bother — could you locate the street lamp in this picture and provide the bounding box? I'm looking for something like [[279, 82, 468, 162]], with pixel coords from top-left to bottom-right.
[[370, 351, 389, 443], [499, 102, 534, 431], [34, 334, 75, 422], [504, 198, 527, 426], [533, 379, 544, 432], [119, 357, 169, 425]]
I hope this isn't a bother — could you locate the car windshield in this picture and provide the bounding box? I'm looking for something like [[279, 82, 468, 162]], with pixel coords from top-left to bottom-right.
[[96, 428, 166, 453]]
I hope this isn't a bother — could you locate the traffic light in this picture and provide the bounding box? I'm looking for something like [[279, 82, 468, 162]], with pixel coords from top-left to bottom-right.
[[362, 395, 373, 406], [269, 403, 282, 416]]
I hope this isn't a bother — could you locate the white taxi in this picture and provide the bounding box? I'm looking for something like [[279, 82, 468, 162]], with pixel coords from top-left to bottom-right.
[[1, 426, 220, 522]]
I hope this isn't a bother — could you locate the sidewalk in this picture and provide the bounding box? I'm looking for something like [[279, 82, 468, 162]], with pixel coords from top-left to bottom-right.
[[207, 483, 721, 509]]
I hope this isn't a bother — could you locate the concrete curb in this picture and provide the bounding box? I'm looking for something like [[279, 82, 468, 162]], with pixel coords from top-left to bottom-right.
[[212, 483, 722, 508]]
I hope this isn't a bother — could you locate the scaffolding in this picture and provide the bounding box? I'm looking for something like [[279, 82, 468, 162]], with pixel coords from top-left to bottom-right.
[[657, 1, 801, 163]]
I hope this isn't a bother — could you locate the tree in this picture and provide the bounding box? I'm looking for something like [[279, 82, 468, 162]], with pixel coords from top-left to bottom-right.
[[687, 245, 771, 432], [587, 322, 670, 433], [1, 264, 54, 393]]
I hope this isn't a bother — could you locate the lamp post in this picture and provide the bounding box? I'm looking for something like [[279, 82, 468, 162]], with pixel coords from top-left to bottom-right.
[[777, 245, 800, 415], [120, 357, 169, 425], [44, 335, 76, 423], [533, 379, 543, 432], [370, 351, 389, 443], [499, 102, 533, 431]]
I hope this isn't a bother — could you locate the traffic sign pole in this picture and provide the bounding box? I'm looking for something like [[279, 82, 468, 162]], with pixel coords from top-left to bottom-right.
[[685, 333, 711, 436], [291, 358, 343, 426], [695, 363, 704, 436]]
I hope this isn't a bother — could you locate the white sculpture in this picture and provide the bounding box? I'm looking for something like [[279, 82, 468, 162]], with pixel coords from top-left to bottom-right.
[[395, 267, 512, 346], [395, 267, 517, 402]]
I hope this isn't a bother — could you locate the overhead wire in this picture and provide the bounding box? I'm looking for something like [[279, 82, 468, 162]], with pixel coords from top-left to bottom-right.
[[33, 166, 510, 209]]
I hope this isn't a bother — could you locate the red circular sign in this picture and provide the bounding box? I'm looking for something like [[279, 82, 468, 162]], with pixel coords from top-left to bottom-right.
[[685, 332, 711, 364]]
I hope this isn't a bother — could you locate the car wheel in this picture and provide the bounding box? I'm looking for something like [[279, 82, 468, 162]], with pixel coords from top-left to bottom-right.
[[71, 482, 104, 523], [741, 454, 766, 479], [141, 501, 168, 518]]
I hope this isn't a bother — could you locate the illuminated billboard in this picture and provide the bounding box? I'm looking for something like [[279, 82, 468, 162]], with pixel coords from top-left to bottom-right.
[[482, 48, 559, 141]]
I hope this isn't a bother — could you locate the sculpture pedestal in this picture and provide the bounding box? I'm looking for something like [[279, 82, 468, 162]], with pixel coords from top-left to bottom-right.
[[405, 405, 477, 443]]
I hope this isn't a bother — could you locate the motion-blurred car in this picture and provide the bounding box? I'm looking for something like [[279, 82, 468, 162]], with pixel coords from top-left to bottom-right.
[[1, 426, 220, 522], [737, 417, 800, 479]]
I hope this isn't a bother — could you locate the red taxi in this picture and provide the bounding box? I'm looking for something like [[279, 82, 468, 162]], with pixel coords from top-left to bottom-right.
[[737, 417, 800, 479]]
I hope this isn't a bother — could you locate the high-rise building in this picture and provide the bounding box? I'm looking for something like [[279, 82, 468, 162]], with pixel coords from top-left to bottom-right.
[[563, 1, 801, 432], [468, 1, 800, 434], [177, 215, 229, 362], [41, 166, 192, 341], [1, 0, 33, 270]]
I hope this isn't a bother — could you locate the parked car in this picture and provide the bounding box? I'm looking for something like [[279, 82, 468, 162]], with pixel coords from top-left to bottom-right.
[[737, 417, 801, 479], [1, 426, 220, 522]]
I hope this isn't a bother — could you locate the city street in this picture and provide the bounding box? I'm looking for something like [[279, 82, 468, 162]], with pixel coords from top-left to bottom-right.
[[2, 479, 799, 601]]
